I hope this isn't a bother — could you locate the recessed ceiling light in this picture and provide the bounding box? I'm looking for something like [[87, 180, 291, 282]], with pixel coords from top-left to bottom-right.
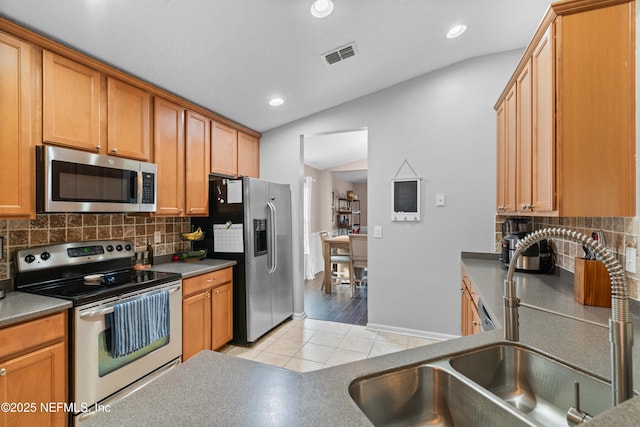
[[446, 24, 467, 39], [310, 0, 334, 18], [269, 97, 284, 107]]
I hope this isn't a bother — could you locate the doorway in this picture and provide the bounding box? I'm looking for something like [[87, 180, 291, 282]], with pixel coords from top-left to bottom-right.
[[301, 128, 368, 325]]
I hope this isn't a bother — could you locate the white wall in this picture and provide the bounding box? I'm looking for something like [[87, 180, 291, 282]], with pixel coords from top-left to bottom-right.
[[260, 50, 522, 336]]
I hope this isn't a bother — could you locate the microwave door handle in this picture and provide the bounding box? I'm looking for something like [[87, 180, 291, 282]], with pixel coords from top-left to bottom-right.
[[136, 170, 143, 205]]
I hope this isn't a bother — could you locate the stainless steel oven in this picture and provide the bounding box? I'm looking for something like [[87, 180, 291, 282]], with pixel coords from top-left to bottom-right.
[[73, 280, 181, 423], [15, 241, 182, 425], [36, 145, 156, 213]]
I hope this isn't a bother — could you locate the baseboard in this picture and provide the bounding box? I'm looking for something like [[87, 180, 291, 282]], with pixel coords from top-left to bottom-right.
[[292, 311, 307, 320], [365, 322, 459, 341]]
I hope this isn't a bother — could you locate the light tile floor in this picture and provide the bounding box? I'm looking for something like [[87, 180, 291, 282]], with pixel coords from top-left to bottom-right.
[[220, 318, 440, 372]]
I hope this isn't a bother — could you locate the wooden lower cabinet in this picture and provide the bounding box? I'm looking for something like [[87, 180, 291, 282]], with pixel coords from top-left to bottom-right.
[[0, 312, 68, 427], [461, 269, 481, 336], [182, 268, 233, 361]]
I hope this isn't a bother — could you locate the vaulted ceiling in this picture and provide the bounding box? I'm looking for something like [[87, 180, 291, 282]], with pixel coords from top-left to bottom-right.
[[0, 0, 553, 133]]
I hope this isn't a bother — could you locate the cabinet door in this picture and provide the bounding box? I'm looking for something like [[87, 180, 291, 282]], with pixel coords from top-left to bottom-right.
[[516, 60, 533, 213], [496, 87, 517, 214], [559, 3, 634, 216], [211, 121, 237, 177], [0, 32, 34, 218], [504, 86, 517, 213], [0, 342, 67, 427], [43, 50, 101, 152], [237, 132, 260, 178], [210, 283, 233, 350], [496, 100, 507, 213], [461, 282, 470, 336], [107, 77, 151, 161], [153, 97, 185, 216], [182, 291, 211, 362], [185, 111, 211, 216], [531, 25, 555, 213]]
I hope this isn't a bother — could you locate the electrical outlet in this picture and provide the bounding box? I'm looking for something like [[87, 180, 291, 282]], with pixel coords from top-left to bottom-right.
[[154, 231, 162, 244], [625, 247, 637, 273]]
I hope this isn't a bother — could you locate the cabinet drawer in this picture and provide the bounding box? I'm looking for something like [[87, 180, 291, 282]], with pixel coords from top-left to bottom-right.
[[0, 312, 66, 361], [183, 267, 233, 297]]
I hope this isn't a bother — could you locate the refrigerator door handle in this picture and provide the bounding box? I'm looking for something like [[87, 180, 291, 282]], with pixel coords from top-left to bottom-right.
[[267, 202, 278, 273]]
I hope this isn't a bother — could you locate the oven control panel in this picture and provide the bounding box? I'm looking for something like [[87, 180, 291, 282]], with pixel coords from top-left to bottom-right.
[[17, 240, 134, 272]]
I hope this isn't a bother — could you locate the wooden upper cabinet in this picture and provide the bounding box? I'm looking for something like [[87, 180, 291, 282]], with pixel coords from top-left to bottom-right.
[[185, 111, 211, 216], [107, 77, 151, 161], [503, 86, 517, 214], [531, 26, 554, 213], [496, 100, 506, 213], [495, 0, 634, 217], [43, 50, 101, 152], [154, 97, 185, 216], [211, 121, 238, 177], [0, 31, 35, 218], [516, 61, 532, 213], [238, 131, 260, 178], [556, 1, 635, 216]]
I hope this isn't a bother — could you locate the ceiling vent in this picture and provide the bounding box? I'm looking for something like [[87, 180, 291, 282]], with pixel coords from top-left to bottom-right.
[[322, 42, 358, 65]]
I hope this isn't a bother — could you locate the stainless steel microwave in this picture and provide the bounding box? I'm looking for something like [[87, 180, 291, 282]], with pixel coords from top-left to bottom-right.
[[36, 145, 156, 213]]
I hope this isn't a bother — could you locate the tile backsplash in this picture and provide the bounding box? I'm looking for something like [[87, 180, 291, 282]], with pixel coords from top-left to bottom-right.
[[495, 216, 639, 300], [0, 214, 193, 282]]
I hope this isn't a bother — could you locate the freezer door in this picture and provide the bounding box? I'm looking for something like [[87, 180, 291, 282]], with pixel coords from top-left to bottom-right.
[[244, 178, 272, 342], [269, 182, 294, 325]]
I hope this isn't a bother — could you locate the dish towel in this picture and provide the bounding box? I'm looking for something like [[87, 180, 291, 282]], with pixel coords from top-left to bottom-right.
[[108, 290, 170, 358]]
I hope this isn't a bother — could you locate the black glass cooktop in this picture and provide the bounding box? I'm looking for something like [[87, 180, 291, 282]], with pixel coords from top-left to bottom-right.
[[16, 268, 181, 306]]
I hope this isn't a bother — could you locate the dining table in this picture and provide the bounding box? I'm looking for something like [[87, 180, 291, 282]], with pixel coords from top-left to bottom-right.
[[322, 235, 350, 293]]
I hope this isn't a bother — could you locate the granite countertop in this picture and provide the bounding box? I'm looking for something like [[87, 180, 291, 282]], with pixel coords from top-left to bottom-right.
[[0, 292, 71, 328], [83, 254, 640, 426], [148, 258, 237, 278]]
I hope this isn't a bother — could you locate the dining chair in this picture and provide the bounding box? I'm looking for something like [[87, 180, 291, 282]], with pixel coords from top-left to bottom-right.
[[348, 234, 367, 297], [320, 231, 350, 288]]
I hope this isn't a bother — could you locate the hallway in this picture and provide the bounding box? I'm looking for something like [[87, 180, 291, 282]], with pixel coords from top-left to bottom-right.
[[303, 273, 367, 326]]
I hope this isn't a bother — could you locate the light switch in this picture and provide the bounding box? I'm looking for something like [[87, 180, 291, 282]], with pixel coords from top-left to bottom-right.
[[436, 193, 445, 206], [374, 226, 382, 239], [625, 247, 637, 273], [154, 231, 162, 244]]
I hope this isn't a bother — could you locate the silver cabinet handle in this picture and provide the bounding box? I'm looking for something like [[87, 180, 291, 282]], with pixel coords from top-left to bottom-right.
[[95, 145, 101, 151], [0, 368, 6, 376], [111, 148, 117, 153]]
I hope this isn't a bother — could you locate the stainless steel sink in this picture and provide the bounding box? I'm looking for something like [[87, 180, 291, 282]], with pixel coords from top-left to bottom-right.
[[349, 364, 532, 426], [449, 344, 612, 426]]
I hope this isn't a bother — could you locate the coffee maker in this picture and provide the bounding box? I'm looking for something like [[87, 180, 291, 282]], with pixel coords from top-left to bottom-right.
[[500, 219, 553, 273]]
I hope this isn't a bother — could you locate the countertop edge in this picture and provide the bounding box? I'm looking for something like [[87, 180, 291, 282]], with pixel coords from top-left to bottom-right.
[[0, 292, 71, 328], [148, 259, 237, 278]]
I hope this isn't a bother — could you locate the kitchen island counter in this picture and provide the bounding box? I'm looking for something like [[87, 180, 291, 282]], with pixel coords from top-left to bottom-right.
[[83, 255, 640, 426]]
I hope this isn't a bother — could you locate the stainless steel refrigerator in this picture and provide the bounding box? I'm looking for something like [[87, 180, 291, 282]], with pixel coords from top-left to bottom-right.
[[192, 177, 293, 345]]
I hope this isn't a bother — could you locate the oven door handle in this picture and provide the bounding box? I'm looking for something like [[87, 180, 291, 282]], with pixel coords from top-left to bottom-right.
[[79, 284, 181, 319]]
